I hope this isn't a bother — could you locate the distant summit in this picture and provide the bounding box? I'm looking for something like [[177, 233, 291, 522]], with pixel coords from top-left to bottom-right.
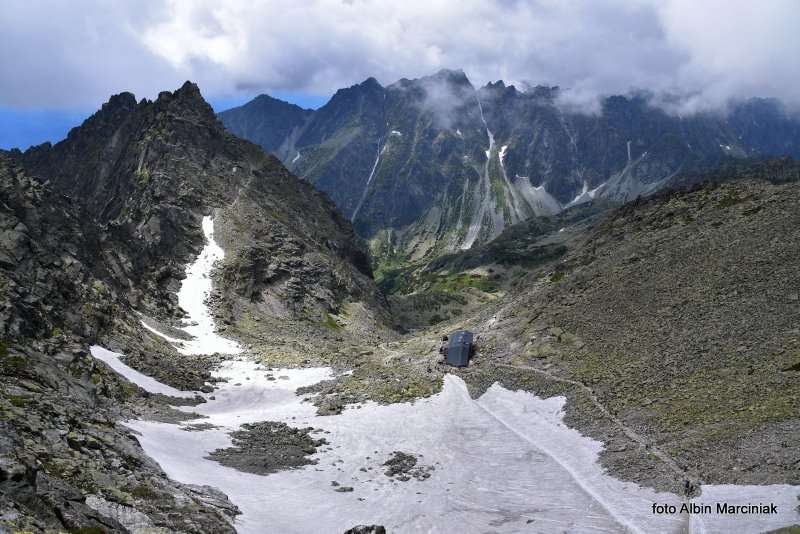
[[219, 70, 800, 263]]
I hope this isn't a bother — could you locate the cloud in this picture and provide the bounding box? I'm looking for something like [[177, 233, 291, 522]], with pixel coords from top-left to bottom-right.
[[1, 0, 799, 113]]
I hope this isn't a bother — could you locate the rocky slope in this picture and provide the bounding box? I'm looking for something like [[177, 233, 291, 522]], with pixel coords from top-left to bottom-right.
[[20, 82, 385, 333], [0, 154, 240, 532], [379, 163, 800, 493], [0, 82, 389, 532], [220, 69, 800, 264]]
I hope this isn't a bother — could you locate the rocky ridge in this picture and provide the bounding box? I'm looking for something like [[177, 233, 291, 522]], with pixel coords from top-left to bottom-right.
[[0, 82, 389, 532], [220, 69, 800, 265], [0, 156, 239, 532]]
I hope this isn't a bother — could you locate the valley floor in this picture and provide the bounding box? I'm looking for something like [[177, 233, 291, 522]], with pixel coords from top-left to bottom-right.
[[88, 213, 799, 533], [91, 346, 800, 533]]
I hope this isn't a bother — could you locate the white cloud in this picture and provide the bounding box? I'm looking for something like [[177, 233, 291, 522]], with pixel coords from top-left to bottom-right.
[[0, 0, 798, 112]]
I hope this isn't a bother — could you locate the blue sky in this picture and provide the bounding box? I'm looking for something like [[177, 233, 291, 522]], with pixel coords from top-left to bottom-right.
[[0, 92, 329, 151]]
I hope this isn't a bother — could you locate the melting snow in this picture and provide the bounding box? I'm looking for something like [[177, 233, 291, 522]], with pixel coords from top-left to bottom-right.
[[139, 320, 186, 345], [113, 364, 799, 534], [461, 97, 496, 250], [566, 181, 606, 208], [351, 148, 382, 223], [89, 345, 196, 398], [125, 370, 681, 534], [152, 216, 243, 356], [92, 210, 799, 534]]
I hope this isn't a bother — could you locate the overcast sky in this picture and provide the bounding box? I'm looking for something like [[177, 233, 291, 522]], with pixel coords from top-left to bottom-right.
[[2, 0, 799, 148]]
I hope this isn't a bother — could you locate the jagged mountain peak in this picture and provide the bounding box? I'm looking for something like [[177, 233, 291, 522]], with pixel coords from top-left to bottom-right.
[[102, 91, 138, 112], [250, 93, 311, 111], [331, 76, 385, 99], [152, 80, 219, 124], [220, 69, 800, 263], [427, 67, 472, 85], [13, 79, 386, 327], [358, 76, 383, 89], [479, 79, 520, 100], [388, 68, 474, 94]]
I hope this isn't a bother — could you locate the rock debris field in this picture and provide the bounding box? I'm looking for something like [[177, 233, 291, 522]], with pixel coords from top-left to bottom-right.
[[90, 216, 799, 533]]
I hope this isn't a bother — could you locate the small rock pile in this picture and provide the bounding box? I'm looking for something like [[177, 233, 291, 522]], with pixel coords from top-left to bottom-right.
[[207, 421, 328, 475], [383, 451, 434, 482]]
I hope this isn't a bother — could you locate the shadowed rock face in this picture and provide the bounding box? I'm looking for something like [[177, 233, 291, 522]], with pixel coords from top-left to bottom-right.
[[0, 154, 241, 533], [220, 69, 800, 260], [18, 81, 385, 326], [0, 81, 388, 532]]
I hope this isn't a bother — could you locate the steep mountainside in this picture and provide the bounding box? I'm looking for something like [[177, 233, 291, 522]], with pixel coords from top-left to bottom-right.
[[220, 69, 800, 264], [485, 177, 800, 487], [0, 154, 240, 532], [0, 83, 388, 532], [214, 94, 313, 159], [20, 82, 385, 332], [381, 165, 800, 492]]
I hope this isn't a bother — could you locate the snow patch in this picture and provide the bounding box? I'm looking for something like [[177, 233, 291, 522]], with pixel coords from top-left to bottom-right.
[[173, 217, 242, 355], [566, 181, 606, 208], [351, 147, 382, 223], [139, 217, 241, 355], [96, 349, 798, 534], [127, 370, 686, 533], [389, 130, 402, 137], [89, 345, 196, 398], [291, 151, 301, 164], [139, 320, 186, 345]]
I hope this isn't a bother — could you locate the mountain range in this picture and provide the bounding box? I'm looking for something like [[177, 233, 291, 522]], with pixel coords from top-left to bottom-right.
[[2, 75, 799, 533], [220, 69, 800, 263]]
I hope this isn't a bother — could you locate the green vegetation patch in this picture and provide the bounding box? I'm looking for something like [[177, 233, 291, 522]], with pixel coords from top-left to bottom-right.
[[131, 483, 159, 500], [308, 359, 443, 409], [70, 527, 106, 534], [321, 313, 342, 330], [430, 272, 499, 293], [716, 189, 744, 209], [0, 346, 28, 376], [6, 395, 32, 407]]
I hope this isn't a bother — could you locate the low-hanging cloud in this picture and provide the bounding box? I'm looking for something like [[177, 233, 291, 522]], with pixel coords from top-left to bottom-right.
[[1, 0, 798, 114]]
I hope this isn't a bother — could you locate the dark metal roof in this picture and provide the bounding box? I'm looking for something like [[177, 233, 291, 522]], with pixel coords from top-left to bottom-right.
[[447, 330, 473, 367]]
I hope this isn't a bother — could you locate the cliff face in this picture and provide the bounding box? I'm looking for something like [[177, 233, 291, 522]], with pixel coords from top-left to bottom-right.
[[20, 81, 385, 327], [0, 82, 389, 532], [220, 70, 800, 261]]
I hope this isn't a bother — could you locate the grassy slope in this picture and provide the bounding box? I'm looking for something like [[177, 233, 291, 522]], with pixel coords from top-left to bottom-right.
[[469, 178, 800, 486]]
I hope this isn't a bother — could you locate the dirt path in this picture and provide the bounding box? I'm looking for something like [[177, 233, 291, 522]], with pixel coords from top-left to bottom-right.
[[377, 341, 403, 365]]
